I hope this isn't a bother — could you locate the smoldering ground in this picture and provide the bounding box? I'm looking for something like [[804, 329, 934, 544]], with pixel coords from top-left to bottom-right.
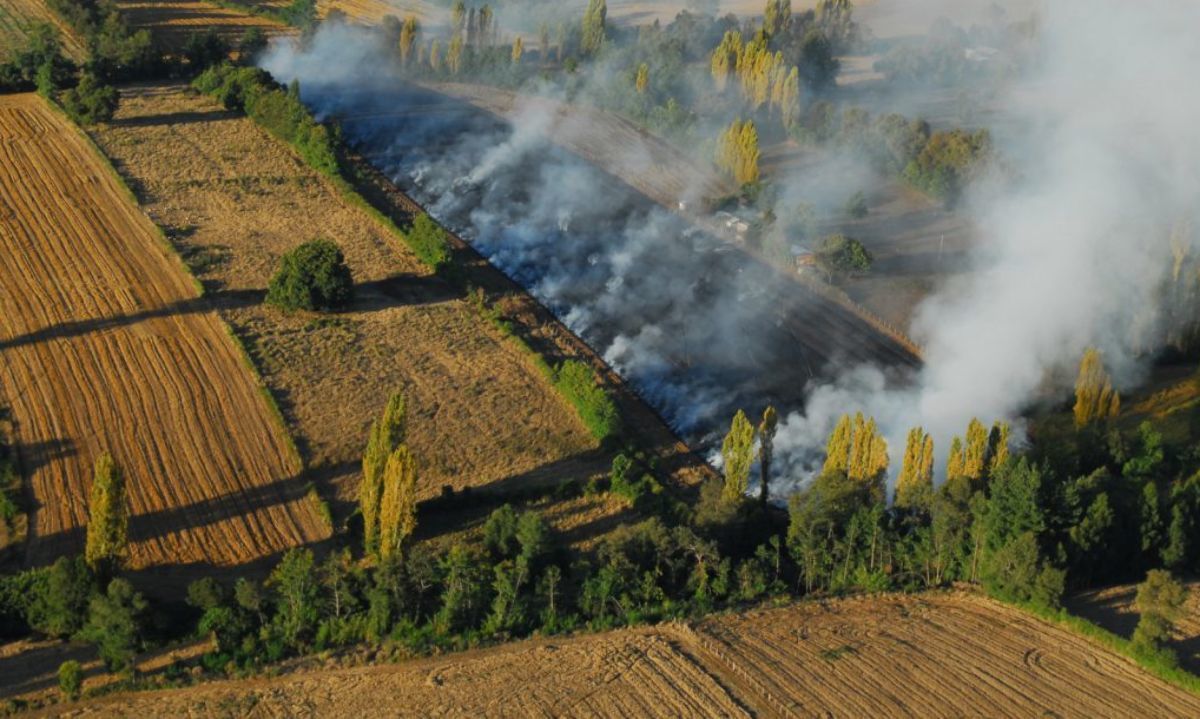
[[263, 0, 1200, 495]]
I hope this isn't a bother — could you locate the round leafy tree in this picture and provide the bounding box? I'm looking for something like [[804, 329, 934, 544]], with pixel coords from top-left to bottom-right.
[[816, 233, 873, 274], [266, 239, 354, 312]]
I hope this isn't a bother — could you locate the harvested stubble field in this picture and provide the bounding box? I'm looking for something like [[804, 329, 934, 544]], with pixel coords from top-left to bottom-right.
[[115, 0, 287, 44], [0, 0, 86, 60], [91, 83, 604, 513], [49, 592, 1200, 717], [0, 93, 328, 571], [318, 0, 441, 25]]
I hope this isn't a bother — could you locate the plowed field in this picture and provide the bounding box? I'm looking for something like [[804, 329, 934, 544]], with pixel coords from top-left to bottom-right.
[[50, 592, 1200, 717], [0, 93, 327, 571]]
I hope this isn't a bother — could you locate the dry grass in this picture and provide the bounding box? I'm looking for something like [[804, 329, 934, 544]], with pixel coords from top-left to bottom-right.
[[50, 592, 1200, 717], [0, 0, 86, 60], [0, 93, 328, 571], [90, 83, 601, 513]]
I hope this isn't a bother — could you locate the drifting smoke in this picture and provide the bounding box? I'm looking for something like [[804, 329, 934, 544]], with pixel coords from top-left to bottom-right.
[[263, 0, 1200, 495]]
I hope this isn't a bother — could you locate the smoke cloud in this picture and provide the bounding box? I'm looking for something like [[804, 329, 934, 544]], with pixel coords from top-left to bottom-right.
[[262, 0, 1200, 496]]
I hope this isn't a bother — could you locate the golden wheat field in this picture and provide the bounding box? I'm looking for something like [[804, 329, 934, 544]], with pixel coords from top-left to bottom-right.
[[43, 592, 1200, 717], [0, 93, 329, 573]]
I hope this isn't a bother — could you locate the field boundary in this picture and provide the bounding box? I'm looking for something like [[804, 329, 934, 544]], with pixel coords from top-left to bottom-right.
[[1002, 595, 1200, 697], [189, 69, 717, 491], [54, 93, 310, 480]]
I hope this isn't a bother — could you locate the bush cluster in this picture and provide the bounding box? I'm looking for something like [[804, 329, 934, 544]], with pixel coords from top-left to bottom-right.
[[553, 361, 621, 442], [193, 64, 340, 177], [265, 239, 355, 312]]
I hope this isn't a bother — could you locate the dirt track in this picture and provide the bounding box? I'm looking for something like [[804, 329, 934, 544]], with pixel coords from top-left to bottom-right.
[[0, 93, 328, 571], [48, 592, 1200, 717]]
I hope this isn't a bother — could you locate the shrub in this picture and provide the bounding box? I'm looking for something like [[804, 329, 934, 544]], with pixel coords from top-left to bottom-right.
[[844, 190, 868, 219], [193, 64, 339, 177], [266, 240, 355, 312], [815, 233, 872, 274], [57, 660, 83, 701], [60, 72, 118, 125], [553, 361, 620, 441], [406, 213, 451, 270]]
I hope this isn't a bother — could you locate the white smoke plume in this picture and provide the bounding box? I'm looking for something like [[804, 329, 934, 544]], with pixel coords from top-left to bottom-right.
[[262, 0, 1200, 497]]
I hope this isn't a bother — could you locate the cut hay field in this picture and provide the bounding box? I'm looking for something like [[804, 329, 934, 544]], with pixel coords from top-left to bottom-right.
[[51, 592, 1200, 717], [115, 0, 286, 44], [0, 0, 85, 60], [91, 83, 603, 513], [0, 93, 328, 572]]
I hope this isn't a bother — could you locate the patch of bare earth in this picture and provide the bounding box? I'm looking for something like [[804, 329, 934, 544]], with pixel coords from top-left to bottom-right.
[[90, 83, 602, 514]]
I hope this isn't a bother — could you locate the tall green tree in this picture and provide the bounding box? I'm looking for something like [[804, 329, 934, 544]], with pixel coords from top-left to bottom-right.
[[79, 578, 146, 673], [378, 445, 418, 561], [1074, 347, 1120, 428], [720, 410, 755, 504], [581, 0, 607, 56], [85, 453, 128, 576], [1132, 570, 1187, 661], [360, 392, 406, 557], [757, 406, 778, 505]]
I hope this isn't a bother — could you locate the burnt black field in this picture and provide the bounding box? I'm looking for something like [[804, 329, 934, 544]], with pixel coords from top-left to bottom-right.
[[282, 78, 908, 474]]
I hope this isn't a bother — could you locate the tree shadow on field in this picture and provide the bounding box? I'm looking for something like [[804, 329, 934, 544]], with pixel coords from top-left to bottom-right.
[[109, 109, 237, 129], [0, 274, 460, 353], [12, 437, 76, 475]]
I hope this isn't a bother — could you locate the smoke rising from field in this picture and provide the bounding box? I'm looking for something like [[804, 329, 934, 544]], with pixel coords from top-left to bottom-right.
[[263, 0, 1200, 494]]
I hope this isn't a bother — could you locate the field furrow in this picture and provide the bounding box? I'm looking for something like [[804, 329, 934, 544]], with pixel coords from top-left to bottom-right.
[[0, 93, 328, 575]]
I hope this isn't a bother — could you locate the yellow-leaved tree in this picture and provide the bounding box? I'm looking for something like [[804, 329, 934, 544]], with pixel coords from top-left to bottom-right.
[[85, 452, 129, 575], [1073, 347, 1120, 428], [360, 393, 406, 557], [378, 445, 418, 561]]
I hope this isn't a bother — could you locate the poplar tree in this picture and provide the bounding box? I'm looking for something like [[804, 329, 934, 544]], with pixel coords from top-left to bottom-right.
[[451, 0, 465, 32], [635, 63, 649, 94], [710, 31, 742, 91], [378, 446, 418, 561], [1074, 347, 1120, 428], [987, 422, 1010, 474], [716, 119, 760, 186], [512, 36, 524, 65], [758, 406, 778, 505], [448, 34, 465, 74], [721, 410, 755, 504], [399, 16, 419, 65], [823, 414, 852, 476], [429, 39, 441, 72], [781, 67, 801, 128], [581, 0, 607, 56], [85, 453, 129, 575], [360, 393, 406, 557], [961, 418, 989, 482], [945, 436, 965, 485], [764, 0, 792, 37], [538, 23, 550, 63], [848, 414, 887, 485], [895, 427, 934, 509]]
